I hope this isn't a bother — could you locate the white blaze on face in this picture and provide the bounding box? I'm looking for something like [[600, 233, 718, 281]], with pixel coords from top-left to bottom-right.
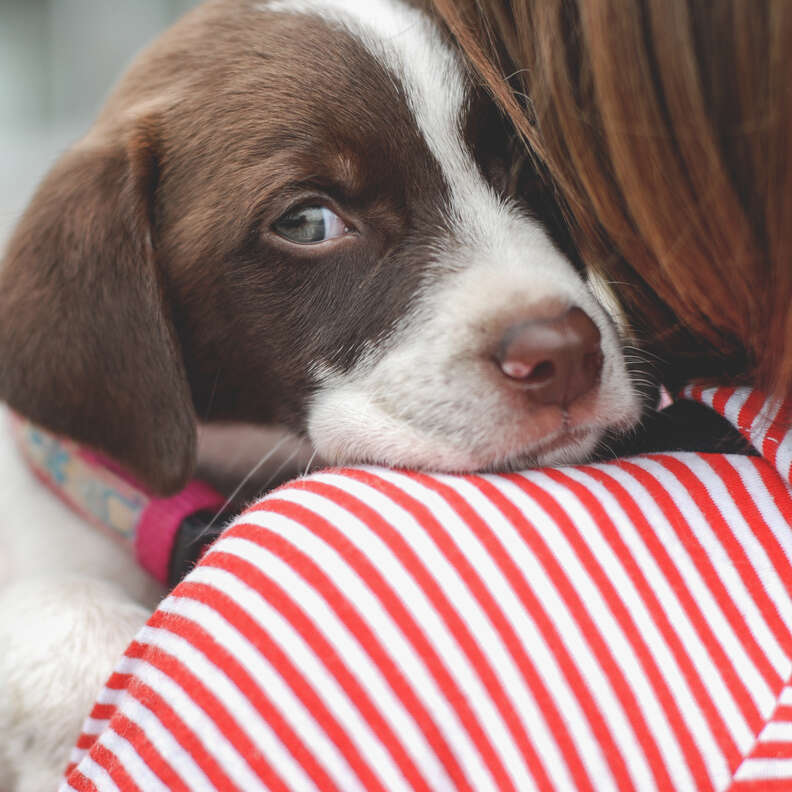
[[264, 0, 642, 470]]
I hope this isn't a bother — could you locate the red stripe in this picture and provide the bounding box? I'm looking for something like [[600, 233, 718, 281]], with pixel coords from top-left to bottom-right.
[[732, 780, 792, 791], [109, 713, 192, 792], [352, 470, 560, 787], [326, 468, 535, 790], [64, 762, 78, 778], [505, 471, 677, 790], [90, 703, 117, 721], [119, 655, 236, 791], [405, 471, 594, 791], [736, 389, 767, 438], [545, 466, 722, 789], [126, 639, 290, 791], [656, 455, 792, 670], [175, 574, 385, 792], [64, 770, 100, 792], [467, 475, 637, 791], [106, 672, 133, 690], [146, 600, 333, 791], [91, 742, 141, 792], [617, 459, 777, 723], [707, 455, 792, 649], [747, 741, 792, 758], [582, 463, 749, 766], [773, 706, 792, 721], [76, 733, 99, 751], [242, 489, 483, 791], [752, 456, 792, 533], [711, 387, 738, 421], [208, 510, 466, 792], [249, 472, 520, 791]]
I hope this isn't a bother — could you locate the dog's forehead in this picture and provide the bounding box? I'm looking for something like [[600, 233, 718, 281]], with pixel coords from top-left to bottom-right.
[[263, 0, 466, 129], [258, 0, 480, 198]]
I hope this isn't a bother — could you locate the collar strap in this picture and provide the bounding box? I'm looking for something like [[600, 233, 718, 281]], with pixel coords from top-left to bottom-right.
[[13, 415, 226, 586]]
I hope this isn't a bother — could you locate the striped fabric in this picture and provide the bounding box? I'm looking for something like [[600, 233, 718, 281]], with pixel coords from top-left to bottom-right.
[[62, 386, 792, 791]]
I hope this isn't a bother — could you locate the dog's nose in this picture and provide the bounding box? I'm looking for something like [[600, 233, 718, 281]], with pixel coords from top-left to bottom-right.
[[496, 307, 603, 406]]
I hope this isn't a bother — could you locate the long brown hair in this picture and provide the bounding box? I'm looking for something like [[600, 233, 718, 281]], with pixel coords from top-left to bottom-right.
[[433, 0, 792, 397]]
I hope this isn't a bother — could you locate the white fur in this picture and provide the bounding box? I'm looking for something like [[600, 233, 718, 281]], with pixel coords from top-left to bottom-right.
[[267, 0, 641, 470]]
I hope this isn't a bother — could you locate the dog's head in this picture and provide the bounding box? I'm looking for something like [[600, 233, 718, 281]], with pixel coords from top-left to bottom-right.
[[0, 0, 644, 494]]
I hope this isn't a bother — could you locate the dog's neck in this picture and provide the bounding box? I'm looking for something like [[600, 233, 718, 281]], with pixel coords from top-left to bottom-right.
[[13, 415, 227, 587]]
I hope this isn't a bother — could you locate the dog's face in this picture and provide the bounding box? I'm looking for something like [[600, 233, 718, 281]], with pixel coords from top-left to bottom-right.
[[0, 0, 643, 493]]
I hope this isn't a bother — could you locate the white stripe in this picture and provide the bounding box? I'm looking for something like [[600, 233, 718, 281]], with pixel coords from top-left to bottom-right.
[[720, 388, 752, 431], [70, 755, 121, 791], [226, 503, 501, 792], [68, 744, 87, 772], [522, 469, 697, 791], [97, 729, 170, 792], [435, 472, 657, 790], [584, 460, 767, 740], [780, 687, 792, 707], [612, 456, 779, 721], [760, 721, 792, 742], [157, 583, 368, 792], [106, 675, 215, 791], [95, 686, 128, 707], [437, 473, 622, 791], [116, 656, 267, 791], [137, 621, 321, 792], [559, 465, 731, 789], [744, 391, 785, 455], [369, 469, 595, 792], [80, 716, 110, 737], [648, 455, 790, 681], [735, 757, 792, 780]]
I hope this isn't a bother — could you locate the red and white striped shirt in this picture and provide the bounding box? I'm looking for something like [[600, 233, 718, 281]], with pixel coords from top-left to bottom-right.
[[62, 385, 792, 791]]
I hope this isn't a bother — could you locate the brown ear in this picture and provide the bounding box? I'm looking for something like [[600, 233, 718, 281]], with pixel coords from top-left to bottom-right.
[[0, 124, 196, 494]]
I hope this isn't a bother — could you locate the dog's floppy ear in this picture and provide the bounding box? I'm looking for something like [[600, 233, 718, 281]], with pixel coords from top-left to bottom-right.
[[0, 121, 197, 494]]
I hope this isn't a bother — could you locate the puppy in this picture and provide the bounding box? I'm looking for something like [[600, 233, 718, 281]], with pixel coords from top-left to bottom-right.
[[0, 0, 644, 787]]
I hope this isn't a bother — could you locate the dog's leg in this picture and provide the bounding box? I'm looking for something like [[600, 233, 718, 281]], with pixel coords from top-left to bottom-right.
[[0, 577, 150, 792]]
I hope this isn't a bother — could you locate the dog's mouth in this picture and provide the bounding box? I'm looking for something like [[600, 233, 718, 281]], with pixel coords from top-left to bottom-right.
[[492, 424, 601, 472]]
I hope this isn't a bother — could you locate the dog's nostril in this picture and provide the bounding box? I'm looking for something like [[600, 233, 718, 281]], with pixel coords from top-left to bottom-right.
[[496, 307, 603, 407]]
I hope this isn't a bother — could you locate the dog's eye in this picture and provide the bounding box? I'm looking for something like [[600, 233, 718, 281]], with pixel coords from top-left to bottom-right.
[[273, 205, 352, 244]]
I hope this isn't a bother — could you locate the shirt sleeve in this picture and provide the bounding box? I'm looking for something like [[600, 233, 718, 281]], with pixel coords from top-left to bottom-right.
[[62, 457, 792, 791]]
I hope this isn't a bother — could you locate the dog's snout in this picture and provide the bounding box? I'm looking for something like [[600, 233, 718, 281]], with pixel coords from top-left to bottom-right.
[[495, 307, 603, 406]]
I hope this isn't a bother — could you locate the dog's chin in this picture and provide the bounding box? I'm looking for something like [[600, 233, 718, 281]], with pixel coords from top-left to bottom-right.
[[494, 426, 604, 472], [309, 408, 607, 475]]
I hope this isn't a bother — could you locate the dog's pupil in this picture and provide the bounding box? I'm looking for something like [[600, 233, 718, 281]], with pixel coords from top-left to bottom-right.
[[274, 206, 327, 244]]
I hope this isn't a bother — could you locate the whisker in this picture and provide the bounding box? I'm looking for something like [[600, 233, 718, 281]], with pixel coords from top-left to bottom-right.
[[259, 446, 302, 493], [303, 448, 319, 478], [196, 434, 293, 541]]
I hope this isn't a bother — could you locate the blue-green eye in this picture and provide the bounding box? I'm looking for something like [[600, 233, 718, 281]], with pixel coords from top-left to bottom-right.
[[272, 205, 352, 244]]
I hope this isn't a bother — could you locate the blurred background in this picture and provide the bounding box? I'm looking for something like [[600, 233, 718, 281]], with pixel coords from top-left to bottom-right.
[[0, 0, 199, 246]]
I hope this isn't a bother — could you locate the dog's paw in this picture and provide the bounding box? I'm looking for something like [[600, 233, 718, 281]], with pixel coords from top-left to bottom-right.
[[0, 576, 150, 791]]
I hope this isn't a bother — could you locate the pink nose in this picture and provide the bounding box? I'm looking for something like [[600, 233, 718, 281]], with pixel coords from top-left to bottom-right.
[[496, 307, 603, 406]]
